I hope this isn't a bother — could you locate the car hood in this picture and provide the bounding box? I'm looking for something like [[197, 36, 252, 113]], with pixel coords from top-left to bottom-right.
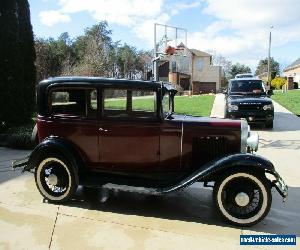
[[227, 95, 272, 105], [169, 114, 241, 129]]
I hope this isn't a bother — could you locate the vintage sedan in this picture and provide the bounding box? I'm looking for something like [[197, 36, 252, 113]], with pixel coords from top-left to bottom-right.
[[13, 77, 287, 226]]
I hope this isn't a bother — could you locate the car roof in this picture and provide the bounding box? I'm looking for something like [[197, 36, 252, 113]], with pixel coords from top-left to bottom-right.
[[230, 77, 261, 82], [39, 76, 176, 91], [235, 73, 254, 77]]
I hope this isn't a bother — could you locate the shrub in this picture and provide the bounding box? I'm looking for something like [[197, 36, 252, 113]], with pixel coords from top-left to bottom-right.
[[294, 82, 299, 89], [271, 77, 287, 89]]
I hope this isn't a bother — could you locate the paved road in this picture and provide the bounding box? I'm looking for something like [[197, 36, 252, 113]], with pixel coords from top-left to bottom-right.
[[0, 99, 299, 249]]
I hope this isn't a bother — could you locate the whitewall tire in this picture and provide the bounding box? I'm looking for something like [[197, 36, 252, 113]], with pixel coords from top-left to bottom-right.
[[213, 171, 272, 226], [35, 155, 77, 203]]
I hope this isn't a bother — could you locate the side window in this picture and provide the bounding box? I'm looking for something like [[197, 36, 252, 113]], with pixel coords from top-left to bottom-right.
[[103, 89, 127, 110], [103, 88, 157, 120], [51, 88, 97, 118], [132, 90, 156, 112]]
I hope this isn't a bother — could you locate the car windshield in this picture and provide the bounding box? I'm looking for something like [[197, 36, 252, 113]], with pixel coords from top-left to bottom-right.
[[229, 80, 265, 94]]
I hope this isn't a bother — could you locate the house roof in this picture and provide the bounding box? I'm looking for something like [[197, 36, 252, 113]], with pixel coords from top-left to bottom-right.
[[284, 58, 300, 71], [189, 49, 211, 57]]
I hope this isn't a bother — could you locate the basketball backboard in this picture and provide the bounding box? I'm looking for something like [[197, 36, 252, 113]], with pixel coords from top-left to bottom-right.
[[154, 23, 187, 57]]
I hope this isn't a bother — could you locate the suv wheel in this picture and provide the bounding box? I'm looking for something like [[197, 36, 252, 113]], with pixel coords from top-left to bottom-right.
[[265, 121, 273, 129], [213, 170, 272, 226], [35, 154, 78, 203]]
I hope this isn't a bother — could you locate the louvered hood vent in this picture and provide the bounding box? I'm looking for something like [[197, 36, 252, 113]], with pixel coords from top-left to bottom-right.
[[192, 136, 229, 166]]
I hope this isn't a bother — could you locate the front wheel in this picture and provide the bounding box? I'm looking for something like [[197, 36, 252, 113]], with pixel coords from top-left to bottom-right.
[[35, 154, 78, 203], [265, 121, 273, 129], [213, 170, 272, 226]]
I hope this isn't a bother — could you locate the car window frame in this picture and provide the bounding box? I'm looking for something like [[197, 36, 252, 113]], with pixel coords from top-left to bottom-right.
[[100, 86, 160, 122], [48, 86, 99, 120]]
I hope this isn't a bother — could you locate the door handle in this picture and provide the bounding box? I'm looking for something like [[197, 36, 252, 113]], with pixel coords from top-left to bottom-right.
[[99, 127, 108, 132]]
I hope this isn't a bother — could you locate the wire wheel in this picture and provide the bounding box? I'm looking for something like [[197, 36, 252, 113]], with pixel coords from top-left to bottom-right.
[[35, 156, 77, 202], [214, 171, 272, 226]]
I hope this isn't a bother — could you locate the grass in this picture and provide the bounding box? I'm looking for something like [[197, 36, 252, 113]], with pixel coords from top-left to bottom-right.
[[272, 90, 300, 116], [174, 95, 215, 117], [104, 94, 215, 117]]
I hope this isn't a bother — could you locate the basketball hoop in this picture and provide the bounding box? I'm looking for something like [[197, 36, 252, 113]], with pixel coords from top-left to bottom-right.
[[165, 46, 176, 55]]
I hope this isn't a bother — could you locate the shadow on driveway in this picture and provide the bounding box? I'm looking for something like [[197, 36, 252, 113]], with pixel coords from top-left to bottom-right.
[[57, 183, 300, 236]]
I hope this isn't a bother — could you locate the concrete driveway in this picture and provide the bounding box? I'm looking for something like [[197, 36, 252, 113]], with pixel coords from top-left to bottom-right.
[[0, 98, 299, 249]]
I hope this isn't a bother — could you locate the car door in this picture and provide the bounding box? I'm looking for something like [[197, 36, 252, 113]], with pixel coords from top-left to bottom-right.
[[40, 87, 99, 165], [97, 87, 161, 172]]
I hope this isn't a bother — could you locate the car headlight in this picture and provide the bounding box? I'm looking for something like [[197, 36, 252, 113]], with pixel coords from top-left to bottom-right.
[[263, 104, 273, 110], [240, 120, 249, 153], [228, 103, 238, 111], [247, 132, 259, 152]]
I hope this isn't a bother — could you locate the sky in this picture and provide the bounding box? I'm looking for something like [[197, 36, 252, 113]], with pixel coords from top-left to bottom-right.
[[28, 0, 300, 72]]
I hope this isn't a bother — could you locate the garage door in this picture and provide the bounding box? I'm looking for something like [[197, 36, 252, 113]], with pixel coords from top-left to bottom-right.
[[193, 82, 216, 94]]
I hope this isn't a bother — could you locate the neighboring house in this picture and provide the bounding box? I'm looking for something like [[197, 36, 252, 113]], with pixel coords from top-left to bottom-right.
[[158, 44, 225, 94], [283, 58, 300, 83]]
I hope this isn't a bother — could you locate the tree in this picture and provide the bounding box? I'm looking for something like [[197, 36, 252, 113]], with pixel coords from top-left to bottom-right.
[[211, 52, 232, 80], [255, 57, 280, 79], [228, 63, 251, 79], [0, 0, 23, 125], [34, 22, 152, 84], [17, 0, 36, 121]]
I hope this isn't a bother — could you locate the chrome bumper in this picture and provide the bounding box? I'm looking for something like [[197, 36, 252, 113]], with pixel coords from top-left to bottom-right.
[[12, 156, 29, 172], [267, 170, 288, 201]]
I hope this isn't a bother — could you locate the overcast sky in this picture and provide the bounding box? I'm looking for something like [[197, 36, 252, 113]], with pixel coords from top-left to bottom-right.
[[29, 0, 300, 71]]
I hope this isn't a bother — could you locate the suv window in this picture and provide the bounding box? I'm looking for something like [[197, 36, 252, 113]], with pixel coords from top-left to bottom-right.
[[51, 88, 97, 118], [103, 88, 157, 119]]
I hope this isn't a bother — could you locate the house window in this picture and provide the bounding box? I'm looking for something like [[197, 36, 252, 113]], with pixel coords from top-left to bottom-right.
[[197, 58, 204, 71], [171, 61, 177, 72]]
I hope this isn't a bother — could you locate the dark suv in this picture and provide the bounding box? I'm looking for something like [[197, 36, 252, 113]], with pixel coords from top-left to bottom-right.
[[13, 77, 287, 226], [225, 78, 274, 128]]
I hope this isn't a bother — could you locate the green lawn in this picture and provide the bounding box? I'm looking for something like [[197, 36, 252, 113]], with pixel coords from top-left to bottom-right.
[[104, 94, 215, 117], [174, 95, 215, 116], [272, 90, 300, 116]]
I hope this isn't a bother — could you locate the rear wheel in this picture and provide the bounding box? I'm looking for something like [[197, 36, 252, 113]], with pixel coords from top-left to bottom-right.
[[213, 170, 272, 226], [35, 154, 78, 203]]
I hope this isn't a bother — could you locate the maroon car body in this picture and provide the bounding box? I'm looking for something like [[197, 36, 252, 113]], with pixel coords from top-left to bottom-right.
[[13, 77, 288, 227]]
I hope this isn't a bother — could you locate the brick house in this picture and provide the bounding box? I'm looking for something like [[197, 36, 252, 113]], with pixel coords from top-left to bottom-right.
[[158, 44, 225, 94]]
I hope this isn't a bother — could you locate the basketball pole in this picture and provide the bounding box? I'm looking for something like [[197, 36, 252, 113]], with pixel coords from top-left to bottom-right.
[[153, 23, 158, 81], [153, 23, 187, 82]]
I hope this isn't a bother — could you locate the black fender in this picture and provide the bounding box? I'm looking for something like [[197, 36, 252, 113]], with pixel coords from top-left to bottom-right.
[[159, 153, 275, 194], [25, 136, 86, 183]]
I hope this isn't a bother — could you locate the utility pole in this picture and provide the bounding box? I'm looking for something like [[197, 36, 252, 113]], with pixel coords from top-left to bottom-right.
[[267, 26, 273, 88]]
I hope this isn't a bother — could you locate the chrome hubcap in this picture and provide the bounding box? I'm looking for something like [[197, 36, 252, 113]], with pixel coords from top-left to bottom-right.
[[48, 174, 58, 186], [235, 192, 250, 207]]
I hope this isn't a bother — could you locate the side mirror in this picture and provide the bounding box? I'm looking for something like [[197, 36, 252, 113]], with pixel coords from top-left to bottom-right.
[[267, 89, 273, 96]]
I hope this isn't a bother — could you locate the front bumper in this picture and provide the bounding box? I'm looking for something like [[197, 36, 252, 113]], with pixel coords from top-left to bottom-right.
[[12, 156, 29, 172], [267, 170, 288, 201], [228, 110, 273, 124]]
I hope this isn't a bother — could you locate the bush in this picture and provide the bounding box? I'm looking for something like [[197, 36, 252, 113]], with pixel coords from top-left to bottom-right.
[[0, 123, 35, 149], [271, 77, 287, 90], [294, 82, 299, 89]]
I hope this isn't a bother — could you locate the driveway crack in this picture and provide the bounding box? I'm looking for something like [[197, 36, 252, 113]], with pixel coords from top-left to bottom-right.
[[49, 205, 60, 249]]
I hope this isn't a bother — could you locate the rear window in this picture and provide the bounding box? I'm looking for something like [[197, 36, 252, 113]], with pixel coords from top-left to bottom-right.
[[51, 88, 97, 118]]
